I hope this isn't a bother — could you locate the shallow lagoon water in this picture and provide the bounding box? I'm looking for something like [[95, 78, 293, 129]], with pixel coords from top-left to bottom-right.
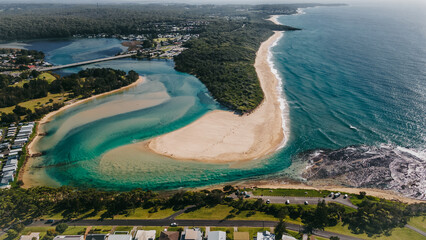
[[25, 2, 426, 190]]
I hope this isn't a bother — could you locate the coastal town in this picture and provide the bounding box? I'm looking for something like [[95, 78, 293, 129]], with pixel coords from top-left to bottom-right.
[[0, 2, 426, 240], [17, 227, 297, 240], [0, 122, 34, 189]]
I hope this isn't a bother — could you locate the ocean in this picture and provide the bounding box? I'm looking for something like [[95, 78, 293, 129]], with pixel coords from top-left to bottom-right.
[[20, 2, 426, 193]]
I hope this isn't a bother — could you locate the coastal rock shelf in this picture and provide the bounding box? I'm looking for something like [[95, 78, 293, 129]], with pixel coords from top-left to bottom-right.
[[302, 145, 426, 200]]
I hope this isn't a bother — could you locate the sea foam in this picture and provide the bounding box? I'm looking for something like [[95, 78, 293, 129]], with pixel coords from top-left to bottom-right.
[[267, 32, 290, 150]]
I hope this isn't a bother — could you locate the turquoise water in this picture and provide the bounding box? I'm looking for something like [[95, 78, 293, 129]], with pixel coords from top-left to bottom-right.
[[27, 2, 426, 190]]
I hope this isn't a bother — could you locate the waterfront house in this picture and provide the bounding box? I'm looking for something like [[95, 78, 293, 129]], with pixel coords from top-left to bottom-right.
[[159, 231, 180, 240], [255, 231, 275, 240], [20, 232, 40, 240], [233, 232, 249, 240], [182, 228, 202, 240], [207, 231, 226, 240], [135, 230, 156, 240], [53, 236, 84, 240]]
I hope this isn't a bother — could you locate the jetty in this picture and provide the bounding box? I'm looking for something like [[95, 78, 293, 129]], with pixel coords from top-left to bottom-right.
[[38, 53, 135, 71]]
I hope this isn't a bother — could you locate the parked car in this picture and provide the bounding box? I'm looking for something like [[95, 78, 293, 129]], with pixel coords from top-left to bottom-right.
[[304, 201, 309, 205], [266, 199, 271, 204], [46, 219, 54, 224], [285, 200, 290, 204]]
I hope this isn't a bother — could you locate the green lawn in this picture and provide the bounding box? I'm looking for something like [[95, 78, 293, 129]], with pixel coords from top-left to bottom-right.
[[89, 226, 114, 234], [43, 207, 176, 220], [176, 205, 278, 221], [408, 216, 426, 233], [14, 73, 57, 87], [114, 208, 176, 219], [114, 226, 132, 232], [0, 93, 68, 114], [251, 188, 331, 198], [62, 226, 87, 235], [237, 227, 270, 239], [325, 223, 426, 240]]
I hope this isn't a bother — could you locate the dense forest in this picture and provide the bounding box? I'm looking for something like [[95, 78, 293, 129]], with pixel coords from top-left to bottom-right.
[[174, 21, 297, 112], [0, 186, 424, 237], [0, 68, 139, 124], [0, 3, 311, 112]]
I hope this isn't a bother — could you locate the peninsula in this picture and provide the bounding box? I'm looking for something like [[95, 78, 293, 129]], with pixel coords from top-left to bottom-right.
[[147, 31, 286, 162]]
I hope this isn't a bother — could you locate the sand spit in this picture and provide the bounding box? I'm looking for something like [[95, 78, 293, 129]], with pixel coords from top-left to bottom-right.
[[146, 31, 285, 162]]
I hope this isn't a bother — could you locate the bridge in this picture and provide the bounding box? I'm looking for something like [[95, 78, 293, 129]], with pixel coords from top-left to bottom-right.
[[38, 53, 135, 71]]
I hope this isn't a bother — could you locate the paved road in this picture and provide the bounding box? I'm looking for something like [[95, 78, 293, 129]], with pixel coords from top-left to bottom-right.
[[29, 219, 361, 240], [405, 224, 426, 237], [38, 54, 135, 71]]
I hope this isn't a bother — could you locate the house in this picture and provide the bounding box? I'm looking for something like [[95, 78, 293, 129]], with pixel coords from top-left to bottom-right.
[[183, 228, 202, 240], [207, 231, 226, 240], [108, 234, 132, 240], [256, 231, 275, 240], [135, 230, 156, 240], [85, 234, 106, 240], [282, 235, 297, 240], [53, 236, 84, 240], [233, 232, 249, 240], [20, 233, 40, 240], [159, 231, 180, 240]]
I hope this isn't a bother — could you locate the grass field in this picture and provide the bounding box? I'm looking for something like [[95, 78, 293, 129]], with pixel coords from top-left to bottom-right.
[[408, 216, 426, 232], [175, 205, 278, 221], [237, 227, 270, 239], [325, 223, 426, 240], [114, 226, 133, 232], [13, 73, 57, 87], [251, 188, 332, 198], [0, 93, 68, 114], [42, 207, 176, 220]]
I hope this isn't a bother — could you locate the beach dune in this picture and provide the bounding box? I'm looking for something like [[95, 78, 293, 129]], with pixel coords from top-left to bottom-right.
[[147, 31, 285, 162]]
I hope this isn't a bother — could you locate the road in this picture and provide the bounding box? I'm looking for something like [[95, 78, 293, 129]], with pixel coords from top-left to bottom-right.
[[235, 192, 358, 209], [29, 219, 361, 240], [38, 54, 135, 71], [405, 224, 426, 237]]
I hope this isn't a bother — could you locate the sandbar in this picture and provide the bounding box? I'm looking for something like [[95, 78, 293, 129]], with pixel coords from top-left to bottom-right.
[[146, 30, 286, 162], [20, 76, 145, 187]]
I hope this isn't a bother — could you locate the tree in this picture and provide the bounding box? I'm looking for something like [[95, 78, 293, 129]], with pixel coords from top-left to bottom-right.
[[274, 219, 287, 240], [6, 229, 18, 240], [358, 191, 366, 199], [55, 223, 68, 233]]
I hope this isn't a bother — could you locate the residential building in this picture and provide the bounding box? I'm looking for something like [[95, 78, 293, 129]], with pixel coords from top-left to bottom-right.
[[182, 228, 202, 240], [135, 230, 156, 240], [53, 236, 84, 240], [159, 231, 180, 240], [108, 234, 132, 240], [256, 231, 275, 240], [19, 232, 40, 240], [233, 232, 249, 240], [207, 231, 226, 240], [85, 234, 106, 240]]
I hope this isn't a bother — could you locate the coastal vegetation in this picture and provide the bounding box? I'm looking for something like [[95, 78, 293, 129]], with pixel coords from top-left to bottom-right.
[[0, 68, 139, 124], [0, 3, 303, 113], [0, 186, 424, 238]]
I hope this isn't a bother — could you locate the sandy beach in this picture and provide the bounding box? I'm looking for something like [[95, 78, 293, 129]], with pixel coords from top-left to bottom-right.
[[20, 76, 144, 187], [146, 31, 285, 162], [268, 15, 282, 25]]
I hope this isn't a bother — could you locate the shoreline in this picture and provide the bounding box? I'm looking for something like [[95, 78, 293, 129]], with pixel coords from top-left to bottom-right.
[[145, 31, 285, 162], [20, 76, 145, 187], [200, 180, 425, 204]]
